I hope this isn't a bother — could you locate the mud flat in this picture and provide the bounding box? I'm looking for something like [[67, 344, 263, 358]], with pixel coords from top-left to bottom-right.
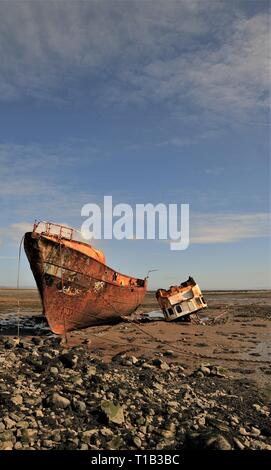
[[0, 288, 270, 450], [1, 289, 270, 388]]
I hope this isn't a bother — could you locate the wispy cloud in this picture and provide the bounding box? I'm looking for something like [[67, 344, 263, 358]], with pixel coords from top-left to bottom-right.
[[0, 1, 269, 126], [0, 142, 102, 230], [113, 13, 270, 120], [1, 212, 269, 249], [0, 141, 101, 195], [190, 212, 271, 244], [0, 222, 32, 246]]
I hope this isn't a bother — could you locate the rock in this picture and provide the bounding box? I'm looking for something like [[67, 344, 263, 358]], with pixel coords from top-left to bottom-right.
[[100, 400, 124, 425], [139, 426, 147, 434], [58, 352, 78, 368], [51, 393, 71, 409], [11, 395, 23, 406], [152, 359, 170, 370], [196, 371, 204, 378], [4, 338, 20, 349], [41, 439, 54, 448], [111, 353, 126, 363], [253, 404, 270, 417], [167, 401, 178, 409], [107, 436, 124, 450], [0, 441, 14, 450], [71, 376, 83, 386], [250, 427, 261, 437], [251, 440, 271, 450], [142, 363, 155, 369], [212, 435, 232, 450], [233, 437, 245, 450], [86, 365, 96, 376], [160, 362, 170, 371], [231, 415, 239, 425], [215, 366, 228, 377], [197, 417, 206, 427], [100, 428, 113, 437], [185, 431, 232, 450], [82, 338, 92, 345], [21, 428, 38, 443], [50, 367, 59, 376], [73, 399, 86, 413], [0, 430, 16, 443], [3, 417, 16, 429], [14, 441, 23, 450], [209, 365, 228, 377], [199, 365, 211, 375], [80, 443, 89, 450], [81, 430, 97, 443], [133, 436, 142, 448], [252, 403, 261, 412], [161, 429, 175, 439], [9, 413, 19, 422], [0, 422, 5, 432], [16, 420, 29, 429], [129, 356, 138, 364], [31, 337, 43, 346], [206, 417, 230, 432], [239, 427, 248, 436], [163, 350, 174, 357], [136, 416, 146, 426]]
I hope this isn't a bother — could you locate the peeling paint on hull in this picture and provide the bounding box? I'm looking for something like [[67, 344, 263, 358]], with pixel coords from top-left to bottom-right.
[[24, 232, 147, 334]]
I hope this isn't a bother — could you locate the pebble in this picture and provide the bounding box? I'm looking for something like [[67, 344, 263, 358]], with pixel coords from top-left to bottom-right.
[[239, 427, 248, 436], [11, 395, 23, 405], [3, 417, 16, 429], [133, 436, 142, 448], [100, 400, 124, 425], [51, 393, 71, 409]]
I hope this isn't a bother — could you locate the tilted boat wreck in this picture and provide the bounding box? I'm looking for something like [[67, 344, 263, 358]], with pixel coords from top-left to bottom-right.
[[24, 221, 147, 334], [156, 276, 207, 322]]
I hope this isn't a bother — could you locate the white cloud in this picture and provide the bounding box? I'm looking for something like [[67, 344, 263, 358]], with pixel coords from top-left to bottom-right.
[[0, 222, 32, 246], [190, 212, 271, 244], [0, 142, 102, 233], [0, 1, 268, 123], [9, 222, 33, 241], [1, 212, 270, 249], [113, 13, 270, 119], [0, 141, 101, 196]]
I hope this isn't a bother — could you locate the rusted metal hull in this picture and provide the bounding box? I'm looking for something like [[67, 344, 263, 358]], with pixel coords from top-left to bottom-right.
[[24, 232, 147, 334]]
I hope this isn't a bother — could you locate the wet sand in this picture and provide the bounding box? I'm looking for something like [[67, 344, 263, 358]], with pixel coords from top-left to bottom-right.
[[0, 288, 270, 392]]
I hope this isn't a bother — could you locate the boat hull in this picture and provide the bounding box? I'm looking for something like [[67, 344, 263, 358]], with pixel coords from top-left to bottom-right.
[[24, 232, 147, 334]]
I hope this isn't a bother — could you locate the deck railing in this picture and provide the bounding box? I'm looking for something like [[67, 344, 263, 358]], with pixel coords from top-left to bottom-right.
[[33, 220, 74, 240]]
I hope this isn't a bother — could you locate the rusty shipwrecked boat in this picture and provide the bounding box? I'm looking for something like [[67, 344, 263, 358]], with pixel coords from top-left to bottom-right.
[[24, 221, 147, 334]]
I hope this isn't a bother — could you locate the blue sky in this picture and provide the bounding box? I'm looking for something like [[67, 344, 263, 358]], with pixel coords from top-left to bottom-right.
[[0, 0, 270, 289]]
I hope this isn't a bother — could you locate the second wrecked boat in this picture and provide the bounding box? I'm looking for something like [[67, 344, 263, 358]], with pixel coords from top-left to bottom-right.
[[156, 276, 207, 321], [24, 221, 147, 334]]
